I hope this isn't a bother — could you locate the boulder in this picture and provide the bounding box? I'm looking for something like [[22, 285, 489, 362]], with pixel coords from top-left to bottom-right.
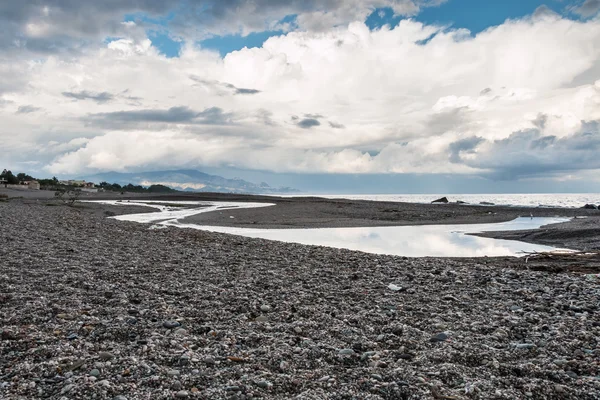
[[480, 201, 495, 206], [582, 204, 598, 210], [431, 197, 449, 204]]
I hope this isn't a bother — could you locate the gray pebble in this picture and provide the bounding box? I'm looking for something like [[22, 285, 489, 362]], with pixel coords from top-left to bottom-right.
[[163, 321, 181, 329]]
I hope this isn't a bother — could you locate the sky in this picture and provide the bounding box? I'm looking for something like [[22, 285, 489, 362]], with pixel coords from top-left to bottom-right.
[[1, 0, 600, 193]]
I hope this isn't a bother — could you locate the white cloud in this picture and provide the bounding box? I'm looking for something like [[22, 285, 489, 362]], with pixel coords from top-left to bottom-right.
[[1, 10, 600, 181]]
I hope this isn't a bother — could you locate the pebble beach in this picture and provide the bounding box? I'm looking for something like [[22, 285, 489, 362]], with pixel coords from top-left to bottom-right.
[[1, 198, 599, 399]]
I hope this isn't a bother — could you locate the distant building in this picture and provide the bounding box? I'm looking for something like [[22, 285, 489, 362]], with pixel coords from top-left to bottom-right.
[[85, 182, 95, 188], [28, 181, 40, 190], [0, 178, 7, 187]]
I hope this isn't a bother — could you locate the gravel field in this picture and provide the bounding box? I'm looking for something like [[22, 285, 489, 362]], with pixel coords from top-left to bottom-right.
[[1, 199, 599, 399]]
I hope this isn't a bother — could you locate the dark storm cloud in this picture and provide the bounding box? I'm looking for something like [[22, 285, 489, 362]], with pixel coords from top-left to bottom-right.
[[297, 118, 321, 129], [452, 121, 600, 179], [572, 0, 600, 17], [62, 90, 115, 103], [16, 105, 42, 114], [87, 106, 234, 128]]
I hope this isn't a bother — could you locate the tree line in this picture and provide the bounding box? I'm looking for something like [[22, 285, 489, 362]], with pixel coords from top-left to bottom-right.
[[1, 169, 176, 193]]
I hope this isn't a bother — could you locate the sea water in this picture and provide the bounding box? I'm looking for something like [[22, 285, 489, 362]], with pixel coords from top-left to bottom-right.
[[282, 193, 600, 209]]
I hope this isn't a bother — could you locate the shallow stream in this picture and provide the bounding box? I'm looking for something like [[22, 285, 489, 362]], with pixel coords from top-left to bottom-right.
[[90, 200, 572, 257]]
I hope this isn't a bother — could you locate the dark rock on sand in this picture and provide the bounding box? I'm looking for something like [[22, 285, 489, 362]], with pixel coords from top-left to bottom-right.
[[431, 197, 449, 203], [583, 204, 598, 210]]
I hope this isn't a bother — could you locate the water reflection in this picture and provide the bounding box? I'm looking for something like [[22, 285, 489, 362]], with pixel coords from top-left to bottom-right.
[[169, 217, 571, 258], [89, 201, 571, 257]]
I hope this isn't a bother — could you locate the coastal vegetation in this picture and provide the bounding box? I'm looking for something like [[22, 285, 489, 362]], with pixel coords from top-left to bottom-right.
[[1, 168, 176, 194]]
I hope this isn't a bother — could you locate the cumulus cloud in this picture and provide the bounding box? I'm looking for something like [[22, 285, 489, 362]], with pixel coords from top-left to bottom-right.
[[0, 0, 447, 54], [572, 0, 600, 17], [2, 6, 600, 183], [449, 121, 600, 179], [190, 76, 261, 95]]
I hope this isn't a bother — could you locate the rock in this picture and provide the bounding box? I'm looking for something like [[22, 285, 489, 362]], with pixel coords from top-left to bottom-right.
[[176, 390, 189, 398], [582, 204, 598, 210], [480, 201, 495, 206], [256, 381, 271, 389], [387, 283, 403, 291], [255, 316, 268, 322], [163, 321, 181, 329], [167, 369, 181, 377], [430, 333, 449, 342], [60, 384, 74, 394], [514, 343, 535, 349], [98, 352, 113, 361], [293, 326, 302, 334], [203, 357, 215, 366], [260, 304, 271, 312], [338, 349, 356, 356], [431, 197, 449, 204], [225, 385, 242, 392], [89, 369, 101, 377], [173, 328, 187, 336], [113, 396, 128, 400]]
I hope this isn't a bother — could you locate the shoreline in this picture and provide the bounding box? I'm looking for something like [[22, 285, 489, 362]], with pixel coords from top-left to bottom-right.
[[4, 189, 599, 252]]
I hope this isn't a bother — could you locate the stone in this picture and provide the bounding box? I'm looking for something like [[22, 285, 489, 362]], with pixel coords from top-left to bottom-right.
[[431, 197, 449, 203], [176, 390, 189, 398], [255, 316, 268, 322], [294, 326, 302, 334], [430, 333, 449, 342], [515, 343, 535, 349], [338, 349, 356, 356], [582, 204, 598, 210], [98, 352, 113, 361], [163, 321, 181, 329], [256, 381, 271, 389], [89, 369, 100, 377], [167, 369, 181, 377], [260, 304, 271, 312], [203, 357, 215, 366], [60, 384, 74, 395]]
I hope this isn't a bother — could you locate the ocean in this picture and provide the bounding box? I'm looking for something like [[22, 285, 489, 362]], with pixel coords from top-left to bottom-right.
[[284, 193, 600, 209]]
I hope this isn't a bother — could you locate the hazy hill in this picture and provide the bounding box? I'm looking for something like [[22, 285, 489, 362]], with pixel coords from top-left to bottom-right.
[[81, 169, 299, 194]]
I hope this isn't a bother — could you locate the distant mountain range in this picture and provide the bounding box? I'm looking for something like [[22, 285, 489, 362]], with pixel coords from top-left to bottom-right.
[[80, 169, 299, 194]]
